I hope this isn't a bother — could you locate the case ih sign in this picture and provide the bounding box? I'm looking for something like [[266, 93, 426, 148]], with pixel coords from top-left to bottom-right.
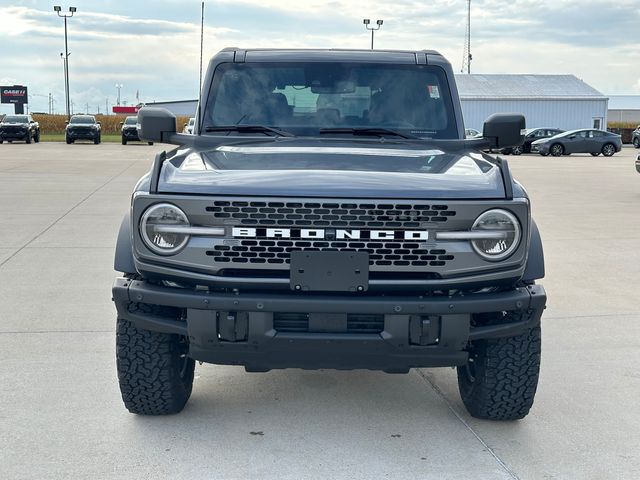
[[1, 86, 28, 104]]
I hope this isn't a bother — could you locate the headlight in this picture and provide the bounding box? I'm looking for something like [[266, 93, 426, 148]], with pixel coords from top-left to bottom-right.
[[140, 203, 190, 255], [471, 209, 521, 261]]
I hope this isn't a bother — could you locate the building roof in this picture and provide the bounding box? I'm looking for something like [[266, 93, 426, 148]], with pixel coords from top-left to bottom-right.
[[607, 95, 640, 110], [455, 74, 606, 100]]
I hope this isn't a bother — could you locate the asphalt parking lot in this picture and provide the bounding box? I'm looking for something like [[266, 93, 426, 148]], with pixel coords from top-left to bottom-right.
[[0, 142, 638, 480]]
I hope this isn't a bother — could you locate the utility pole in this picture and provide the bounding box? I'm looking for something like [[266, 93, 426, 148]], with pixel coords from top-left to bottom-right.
[[461, 0, 472, 74], [105, 97, 109, 115], [54, 6, 76, 119], [115, 84, 123, 106]]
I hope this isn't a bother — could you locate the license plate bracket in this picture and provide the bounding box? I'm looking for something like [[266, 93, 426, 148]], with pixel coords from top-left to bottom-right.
[[290, 251, 369, 292]]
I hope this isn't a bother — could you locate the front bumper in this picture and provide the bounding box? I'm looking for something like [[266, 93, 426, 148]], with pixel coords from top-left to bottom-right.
[[0, 129, 28, 140], [531, 143, 548, 154], [67, 129, 99, 139], [122, 129, 139, 140], [112, 277, 546, 372]]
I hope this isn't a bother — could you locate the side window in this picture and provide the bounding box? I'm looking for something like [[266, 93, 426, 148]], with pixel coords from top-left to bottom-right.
[[535, 129, 547, 137]]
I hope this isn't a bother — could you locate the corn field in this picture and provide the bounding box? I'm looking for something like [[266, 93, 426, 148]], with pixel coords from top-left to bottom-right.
[[32, 114, 191, 135]]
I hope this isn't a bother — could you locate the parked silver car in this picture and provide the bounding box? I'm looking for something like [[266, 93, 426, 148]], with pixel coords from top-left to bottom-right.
[[531, 129, 622, 157]]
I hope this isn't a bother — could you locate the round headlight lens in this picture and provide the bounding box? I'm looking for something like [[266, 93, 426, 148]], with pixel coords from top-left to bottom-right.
[[140, 203, 190, 255], [471, 209, 521, 261]]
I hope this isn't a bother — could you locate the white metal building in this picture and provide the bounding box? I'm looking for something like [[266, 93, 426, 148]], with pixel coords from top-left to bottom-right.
[[456, 74, 608, 132], [607, 95, 640, 124], [143, 99, 198, 116]]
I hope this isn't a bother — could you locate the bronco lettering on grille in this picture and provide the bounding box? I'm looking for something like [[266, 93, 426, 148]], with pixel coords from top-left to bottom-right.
[[231, 227, 428, 241]]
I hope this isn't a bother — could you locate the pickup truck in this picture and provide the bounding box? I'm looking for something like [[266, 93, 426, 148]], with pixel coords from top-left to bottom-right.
[[113, 48, 546, 421]]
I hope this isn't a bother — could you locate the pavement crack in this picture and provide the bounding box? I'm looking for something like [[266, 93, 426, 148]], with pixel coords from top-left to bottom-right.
[[0, 161, 137, 269], [415, 369, 521, 480]]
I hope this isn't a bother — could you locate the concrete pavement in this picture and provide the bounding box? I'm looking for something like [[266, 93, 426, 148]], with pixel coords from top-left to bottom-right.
[[0, 142, 638, 479]]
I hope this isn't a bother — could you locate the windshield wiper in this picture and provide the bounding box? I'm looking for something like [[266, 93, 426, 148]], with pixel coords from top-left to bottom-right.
[[319, 127, 419, 139], [204, 125, 294, 137]]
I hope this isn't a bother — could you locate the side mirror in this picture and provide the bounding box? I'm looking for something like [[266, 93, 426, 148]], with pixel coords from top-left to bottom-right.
[[137, 107, 177, 143], [482, 113, 525, 148], [119, 122, 124, 125], [65, 121, 69, 124], [97, 121, 101, 125]]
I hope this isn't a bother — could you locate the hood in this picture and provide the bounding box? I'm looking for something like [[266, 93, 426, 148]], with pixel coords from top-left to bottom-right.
[[155, 139, 507, 199]]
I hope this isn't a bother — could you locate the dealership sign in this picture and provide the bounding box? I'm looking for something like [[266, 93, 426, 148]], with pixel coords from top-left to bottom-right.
[[1, 86, 28, 104]]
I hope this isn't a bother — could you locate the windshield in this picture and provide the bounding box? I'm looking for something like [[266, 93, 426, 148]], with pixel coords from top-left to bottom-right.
[[70, 116, 96, 124], [124, 117, 137, 125], [3, 115, 28, 123], [205, 62, 458, 139]]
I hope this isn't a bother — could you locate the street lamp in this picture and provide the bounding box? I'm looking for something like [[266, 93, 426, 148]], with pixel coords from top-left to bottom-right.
[[115, 84, 123, 106], [363, 19, 383, 50], [54, 6, 76, 120]]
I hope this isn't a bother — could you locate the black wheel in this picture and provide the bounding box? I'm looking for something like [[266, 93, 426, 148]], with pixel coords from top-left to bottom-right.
[[550, 143, 563, 156], [116, 305, 195, 415], [94, 135, 101, 145], [511, 145, 523, 155], [457, 325, 541, 420], [148, 141, 154, 146], [121, 137, 127, 145], [590, 152, 600, 157], [633, 137, 639, 148], [65, 135, 71, 144], [601, 143, 615, 157], [25, 131, 32, 144], [34, 132, 40, 143], [0, 140, 3, 144]]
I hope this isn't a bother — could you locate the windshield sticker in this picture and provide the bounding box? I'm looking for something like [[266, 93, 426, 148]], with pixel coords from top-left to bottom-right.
[[428, 85, 440, 99], [216, 146, 444, 157]]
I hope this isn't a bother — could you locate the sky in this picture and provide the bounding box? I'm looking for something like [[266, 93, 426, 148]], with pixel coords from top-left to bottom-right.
[[1, 0, 639, 115]]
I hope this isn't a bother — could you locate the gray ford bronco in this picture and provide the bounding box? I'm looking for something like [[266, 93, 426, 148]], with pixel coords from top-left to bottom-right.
[[113, 48, 546, 420]]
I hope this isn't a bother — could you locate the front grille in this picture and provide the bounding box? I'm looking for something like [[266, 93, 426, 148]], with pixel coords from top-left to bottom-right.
[[206, 240, 454, 267], [2, 126, 25, 134], [273, 312, 384, 333], [206, 201, 456, 227]]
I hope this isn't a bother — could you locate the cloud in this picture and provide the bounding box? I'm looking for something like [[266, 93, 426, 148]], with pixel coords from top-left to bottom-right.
[[1, 0, 640, 114]]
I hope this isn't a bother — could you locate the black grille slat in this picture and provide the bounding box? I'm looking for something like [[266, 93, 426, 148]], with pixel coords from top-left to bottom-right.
[[210, 201, 456, 227], [207, 240, 454, 267], [273, 313, 384, 334]]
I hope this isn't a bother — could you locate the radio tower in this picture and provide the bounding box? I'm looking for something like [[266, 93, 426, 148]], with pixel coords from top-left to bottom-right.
[[461, 0, 472, 74]]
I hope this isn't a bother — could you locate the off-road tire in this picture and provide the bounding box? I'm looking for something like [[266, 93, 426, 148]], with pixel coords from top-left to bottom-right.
[[25, 131, 32, 144], [116, 305, 195, 415], [94, 135, 101, 145], [121, 137, 127, 145], [457, 326, 541, 421], [34, 131, 40, 143], [633, 137, 639, 148], [601, 143, 615, 157], [65, 135, 72, 144], [550, 143, 563, 156]]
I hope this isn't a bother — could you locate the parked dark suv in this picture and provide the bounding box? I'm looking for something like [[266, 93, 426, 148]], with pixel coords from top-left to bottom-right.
[[66, 115, 101, 144], [0, 114, 40, 143], [121, 115, 154, 145], [501, 128, 564, 155], [113, 48, 546, 421]]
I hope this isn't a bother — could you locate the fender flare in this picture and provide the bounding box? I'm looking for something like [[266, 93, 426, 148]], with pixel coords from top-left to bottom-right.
[[114, 212, 136, 274], [523, 218, 545, 281]]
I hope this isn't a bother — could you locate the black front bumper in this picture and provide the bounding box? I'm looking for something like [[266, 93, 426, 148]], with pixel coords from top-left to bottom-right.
[[122, 129, 139, 140], [67, 129, 98, 140], [112, 278, 546, 372], [0, 129, 28, 140]]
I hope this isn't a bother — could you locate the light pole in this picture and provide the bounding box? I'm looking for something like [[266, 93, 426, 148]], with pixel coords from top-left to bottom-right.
[[363, 19, 383, 50], [115, 84, 123, 106], [54, 6, 76, 120]]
